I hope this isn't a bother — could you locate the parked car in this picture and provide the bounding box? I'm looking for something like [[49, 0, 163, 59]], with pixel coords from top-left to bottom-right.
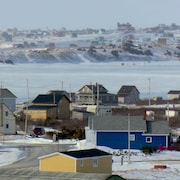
[[33, 127, 45, 136]]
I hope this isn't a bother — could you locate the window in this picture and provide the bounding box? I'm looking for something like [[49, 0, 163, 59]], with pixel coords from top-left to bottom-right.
[[130, 134, 135, 141], [93, 159, 98, 167], [5, 111, 8, 116], [146, 137, 152, 143], [37, 110, 41, 114], [80, 160, 84, 167], [6, 124, 9, 129], [107, 96, 109, 101]]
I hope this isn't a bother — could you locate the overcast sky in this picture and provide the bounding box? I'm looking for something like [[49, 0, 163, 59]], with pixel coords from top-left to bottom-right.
[[1, 0, 180, 30]]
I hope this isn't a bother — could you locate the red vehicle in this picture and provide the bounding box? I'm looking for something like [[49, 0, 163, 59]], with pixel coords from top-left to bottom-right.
[[33, 127, 45, 136]]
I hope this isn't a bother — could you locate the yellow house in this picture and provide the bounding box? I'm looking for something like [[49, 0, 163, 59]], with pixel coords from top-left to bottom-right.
[[38, 148, 112, 174], [24, 92, 70, 120]]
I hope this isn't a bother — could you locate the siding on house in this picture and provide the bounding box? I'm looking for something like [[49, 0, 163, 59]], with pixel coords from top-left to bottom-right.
[[57, 96, 70, 119], [0, 88, 17, 112], [0, 103, 16, 134], [117, 85, 140, 104], [39, 153, 75, 172]]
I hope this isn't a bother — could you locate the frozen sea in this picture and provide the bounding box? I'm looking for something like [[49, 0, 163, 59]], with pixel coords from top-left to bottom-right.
[[1, 60, 180, 103]]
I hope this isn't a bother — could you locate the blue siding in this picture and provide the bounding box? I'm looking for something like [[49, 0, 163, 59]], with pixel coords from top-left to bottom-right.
[[97, 132, 128, 149], [96, 132, 168, 149], [145, 136, 167, 147]]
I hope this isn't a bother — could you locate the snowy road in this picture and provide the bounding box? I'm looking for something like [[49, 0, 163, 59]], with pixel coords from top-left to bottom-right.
[[0, 143, 76, 169]]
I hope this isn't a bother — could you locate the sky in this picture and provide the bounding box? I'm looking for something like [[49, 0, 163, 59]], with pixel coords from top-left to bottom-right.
[[0, 0, 180, 30]]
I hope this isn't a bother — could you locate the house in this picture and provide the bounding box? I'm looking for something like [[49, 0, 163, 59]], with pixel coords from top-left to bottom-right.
[[117, 85, 140, 104], [0, 88, 17, 112], [157, 37, 167, 46], [0, 102, 16, 134], [85, 115, 170, 150], [38, 148, 112, 174], [167, 90, 180, 100], [24, 91, 70, 121], [76, 83, 118, 106], [71, 109, 93, 120]]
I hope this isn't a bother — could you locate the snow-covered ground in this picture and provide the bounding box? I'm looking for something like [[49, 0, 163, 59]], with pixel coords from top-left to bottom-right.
[[0, 136, 180, 179]]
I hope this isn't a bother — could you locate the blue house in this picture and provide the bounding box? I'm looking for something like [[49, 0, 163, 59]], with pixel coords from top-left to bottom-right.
[[85, 115, 170, 150]]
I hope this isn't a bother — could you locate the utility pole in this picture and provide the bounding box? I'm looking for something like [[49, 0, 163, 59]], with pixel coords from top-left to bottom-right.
[[91, 82, 94, 104], [128, 113, 131, 164], [96, 83, 99, 115], [167, 102, 170, 127], [148, 78, 151, 106], [61, 81, 63, 90], [0, 82, 3, 127], [25, 79, 29, 135], [69, 83, 72, 102]]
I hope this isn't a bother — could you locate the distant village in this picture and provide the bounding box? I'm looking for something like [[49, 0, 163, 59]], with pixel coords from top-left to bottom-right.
[[1, 23, 180, 64]]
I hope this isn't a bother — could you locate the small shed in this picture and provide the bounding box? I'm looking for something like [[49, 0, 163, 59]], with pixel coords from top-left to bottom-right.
[[38, 148, 112, 174], [117, 85, 140, 104]]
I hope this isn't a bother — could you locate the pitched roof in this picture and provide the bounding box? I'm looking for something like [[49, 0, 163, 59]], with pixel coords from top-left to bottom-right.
[[79, 84, 108, 94], [89, 115, 170, 135], [61, 148, 111, 158], [38, 149, 111, 160], [0, 88, 16, 98], [118, 85, 139, 96], [33, 94, 70, 104], [89, 115, 146, 131]]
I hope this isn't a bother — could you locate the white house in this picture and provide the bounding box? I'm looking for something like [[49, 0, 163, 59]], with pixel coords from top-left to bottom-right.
[[0, 102, 16, 134], [168, 90, 180, 100]]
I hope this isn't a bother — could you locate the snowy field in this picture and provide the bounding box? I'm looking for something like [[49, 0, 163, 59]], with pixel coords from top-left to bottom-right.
[[0, 136, 180, 180]]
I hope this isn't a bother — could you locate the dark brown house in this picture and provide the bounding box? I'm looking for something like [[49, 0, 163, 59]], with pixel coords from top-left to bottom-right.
[[24, 91, 70, 121]]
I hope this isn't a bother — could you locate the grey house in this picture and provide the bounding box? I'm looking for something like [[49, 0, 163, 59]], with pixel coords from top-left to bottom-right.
[[117, 85, 140, 104], [76, 84, 118, 106], [0, 88, 17, 112]]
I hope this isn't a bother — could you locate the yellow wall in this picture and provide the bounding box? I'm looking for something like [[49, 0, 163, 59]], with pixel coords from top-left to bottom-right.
[[39, 154, 112, 174], [76, 156, 112, 174], [40, 154, 75, 172], [24, 109, 47, 120]]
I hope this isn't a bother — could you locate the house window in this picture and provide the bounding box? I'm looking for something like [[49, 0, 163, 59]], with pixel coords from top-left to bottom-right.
[[5, 111, 8, 116], [93, 159, 98, 167], [6, 124, 9, 129], [130, 134, 135, 141], [80, 160, 84, 167], [113, 96, 116, 101], [146, 137, 152, 143], [107, 96, 109, 101], [37, 110, 41, 114]]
